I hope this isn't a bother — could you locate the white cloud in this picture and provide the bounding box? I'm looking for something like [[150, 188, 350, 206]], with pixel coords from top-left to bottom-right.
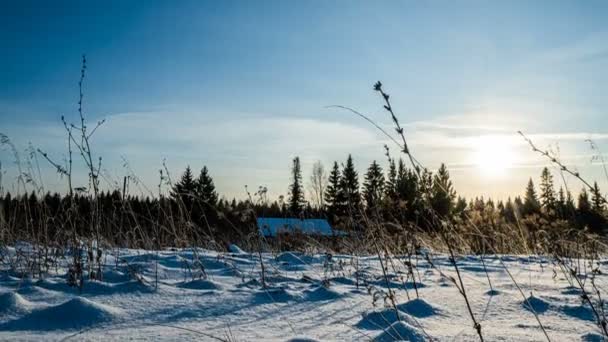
[[1, 109, 607, 199]]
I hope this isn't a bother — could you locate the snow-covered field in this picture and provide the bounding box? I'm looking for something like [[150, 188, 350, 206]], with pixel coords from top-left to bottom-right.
[[0, 246, 606, 341]]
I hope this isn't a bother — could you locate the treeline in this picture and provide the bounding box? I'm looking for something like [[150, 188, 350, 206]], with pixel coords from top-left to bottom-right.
[[0, 154, 606, 249], [287, 155, 607, 234]]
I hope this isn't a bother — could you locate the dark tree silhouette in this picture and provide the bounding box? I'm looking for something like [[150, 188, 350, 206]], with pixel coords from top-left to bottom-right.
[[363, 160, 384, 212], [324, 161, 342, 221], [384, 158, 397, 202], [288, 156, 305, 215], [430, 163, 456, 218], [394, 159, 420, 221], [339, 155, 361, 215], [196, 166, 218, 206], [171, 166, 197, 209], [539, 167, 556, 214], [522, 178, 541, 216], [591, 181, 605, 213], [503, 198, 517, 223]]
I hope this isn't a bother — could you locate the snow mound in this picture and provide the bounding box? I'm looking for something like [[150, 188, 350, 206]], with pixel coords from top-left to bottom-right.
[[255, 287, 298, 303], [228, 244, 246, 254], [396, 298, 440, 318], [199, 256, 230, 270], [304, 286, 343, 301], [403, 281, 426, 290], [561, 304, 595, 321], [34, 278, 71, 292], [485, 289, 500, 296], [1, 297, 121, 331], [522, 295, 550, 314], [276, 252, 312, 265], [329, 276, 357, 286], [582, 332, 605, 342], [356, 308, 416, 330], [237, 278, 261, 288], [374, 320, 426, 342], [17, 284, 55, 296], [0, 292, 33, 315], [177, 279, 223, 291], [561, 286, 582, 295], [102, 269, 130, 283]]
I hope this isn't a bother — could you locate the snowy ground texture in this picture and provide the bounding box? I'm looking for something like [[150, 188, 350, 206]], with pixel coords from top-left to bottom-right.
[[0, 245, 606, 341]]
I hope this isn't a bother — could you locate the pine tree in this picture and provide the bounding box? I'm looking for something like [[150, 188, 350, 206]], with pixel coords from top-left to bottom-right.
[[384, 158, 397, 202], [418, 168, 433, 201], [288, 156, 305, 215], [430, 163, 456, 218], [578, 188, 591, 212], [473, 197, 485, 211], [171, 166, 197, 207], [454, 196, 468, 219], [363, 160, 384, 211], [522, 178, 541, 216], [581, 185, 608, 234], [591, 182, 606, 212], [556, 187, 566, 218], [513, 196, 524, 215], [486, 198, 495, 210], [539, 167, 556, 213], [565, 190, 576, 215], [504, 198, 517, 223], [324, 161, 342, 219], [196, 166, 218, 206], [339, 155, 361, 213], [395, 159, 420, 219], [577, 188, 597, 232]]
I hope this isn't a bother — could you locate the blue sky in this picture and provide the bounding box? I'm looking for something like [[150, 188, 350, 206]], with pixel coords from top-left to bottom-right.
[[1, 0, 608, 200]]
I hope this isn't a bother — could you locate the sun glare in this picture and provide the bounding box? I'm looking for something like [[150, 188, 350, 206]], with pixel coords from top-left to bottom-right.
[[472, 135, 515, 178]]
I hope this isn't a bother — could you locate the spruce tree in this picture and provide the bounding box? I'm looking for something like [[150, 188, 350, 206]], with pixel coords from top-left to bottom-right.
[[565, 190, 576, 215], [539, 167, 556, 213], [395, 159, 419, 219], [522, 178, 541, 216], [514, 196, 524, 214], [504, 198, 517, 222], [591, 182, 606, 212], [454, 196, 468, 219], [171, 166, 197, 207], [578, 188, 591, 212], [324, 161, 342, 219], [556, 187, 566, 218], [384, 158, 397, 202], [363, 160, 384, 211], [430, 163, 456, 218], [288, 156, 305, 215], [339, 155, 361, 213], [582, 185, 608, 234], [196, 166, 218, 206], [419, 168, 433, 201], [577, 188, 600, 232]]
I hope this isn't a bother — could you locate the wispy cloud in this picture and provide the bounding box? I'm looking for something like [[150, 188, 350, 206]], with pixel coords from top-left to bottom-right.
[[1, 108, 607, 199]]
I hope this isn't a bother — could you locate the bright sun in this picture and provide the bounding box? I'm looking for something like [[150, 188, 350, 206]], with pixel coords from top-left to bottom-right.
[[472, 135, 515, 178]]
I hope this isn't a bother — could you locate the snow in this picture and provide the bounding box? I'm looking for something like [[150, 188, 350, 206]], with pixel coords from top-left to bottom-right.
[[228, 244, 246, 255], [396, 298, 441, 318], [374, 320, 427, 342], [0, 246, 607, 341], [1, 297, 122, 331], [0, 292, 33, 316]]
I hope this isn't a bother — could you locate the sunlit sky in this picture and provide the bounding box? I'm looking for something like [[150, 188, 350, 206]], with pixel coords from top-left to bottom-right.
[[1, 0, 608, 201]]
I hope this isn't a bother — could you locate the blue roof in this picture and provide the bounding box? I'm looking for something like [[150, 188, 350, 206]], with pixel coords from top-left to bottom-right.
[[257, 218, 335, 237]]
